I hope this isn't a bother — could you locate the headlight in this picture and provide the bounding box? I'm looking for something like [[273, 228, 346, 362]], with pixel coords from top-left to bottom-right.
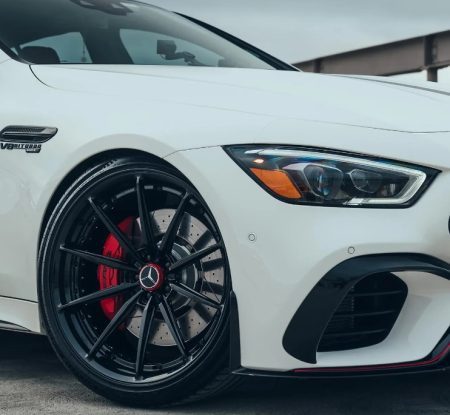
[[225, 146, 438, 207]]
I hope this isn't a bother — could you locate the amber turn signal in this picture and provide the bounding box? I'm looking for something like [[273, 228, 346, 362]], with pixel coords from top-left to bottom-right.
[[250, 168, 302, 199]]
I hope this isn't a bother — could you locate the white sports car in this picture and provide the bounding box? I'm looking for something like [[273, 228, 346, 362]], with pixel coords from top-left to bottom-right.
[[1, 0, 449, 407]]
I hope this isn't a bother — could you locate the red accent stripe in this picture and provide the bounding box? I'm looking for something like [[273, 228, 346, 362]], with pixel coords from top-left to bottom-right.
[[293, 344, 450, 373]]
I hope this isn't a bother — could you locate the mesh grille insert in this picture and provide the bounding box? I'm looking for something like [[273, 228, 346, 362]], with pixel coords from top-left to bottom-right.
[[318, 272, 408, 352]]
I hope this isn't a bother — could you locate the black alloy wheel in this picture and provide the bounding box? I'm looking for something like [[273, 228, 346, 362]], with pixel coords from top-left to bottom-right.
[[39, 157, 239, 406]]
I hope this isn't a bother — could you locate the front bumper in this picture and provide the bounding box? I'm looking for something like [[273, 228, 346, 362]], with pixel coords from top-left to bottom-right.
[[235, 335, 450, 378], [166, 146, 450, 371]]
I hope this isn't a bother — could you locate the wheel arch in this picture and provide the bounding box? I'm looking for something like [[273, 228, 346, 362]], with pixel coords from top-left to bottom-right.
[[37, 151, 241, 399], [38, 148, 176, 246]]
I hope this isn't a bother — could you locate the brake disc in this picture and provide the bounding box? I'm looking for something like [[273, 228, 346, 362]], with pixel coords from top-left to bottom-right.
[[126, 209, 225, 346]]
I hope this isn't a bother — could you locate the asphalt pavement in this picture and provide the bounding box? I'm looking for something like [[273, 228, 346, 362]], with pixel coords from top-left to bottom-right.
[[1, 330, 449, 415]]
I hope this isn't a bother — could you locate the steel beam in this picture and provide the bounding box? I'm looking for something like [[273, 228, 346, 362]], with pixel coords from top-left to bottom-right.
[[295, 30, 450, 82]]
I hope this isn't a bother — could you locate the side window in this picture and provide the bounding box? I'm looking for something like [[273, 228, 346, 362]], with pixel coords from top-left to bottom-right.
[[21, 32, 92, 64], [120, 29, 223, 67]]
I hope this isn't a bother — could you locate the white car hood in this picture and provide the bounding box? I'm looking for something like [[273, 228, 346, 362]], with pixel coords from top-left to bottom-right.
[[32, 65, 450, 133]]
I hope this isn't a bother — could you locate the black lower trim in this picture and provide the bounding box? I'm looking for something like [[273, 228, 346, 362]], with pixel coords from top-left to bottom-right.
[[283, 254, 450, 364], [0, 321, 30, 332], [229, 291, 241, 371], [234, 362, 450, 380]]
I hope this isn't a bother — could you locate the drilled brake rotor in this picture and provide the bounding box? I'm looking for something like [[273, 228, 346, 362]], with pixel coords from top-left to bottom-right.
[[126, 209, 225, 346]]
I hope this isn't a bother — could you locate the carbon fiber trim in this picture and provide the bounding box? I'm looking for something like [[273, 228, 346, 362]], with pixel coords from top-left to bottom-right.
[[0, 126, 58, 143]]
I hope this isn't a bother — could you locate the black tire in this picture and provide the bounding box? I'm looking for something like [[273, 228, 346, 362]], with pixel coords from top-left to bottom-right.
[[38, 157, 240, 406]]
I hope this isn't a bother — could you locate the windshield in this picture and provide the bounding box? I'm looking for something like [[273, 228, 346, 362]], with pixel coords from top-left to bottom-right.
[[0, 0, 281, 69]]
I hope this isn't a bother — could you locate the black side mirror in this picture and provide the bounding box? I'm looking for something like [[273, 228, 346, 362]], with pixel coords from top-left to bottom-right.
[[157, 40, 177, 56]]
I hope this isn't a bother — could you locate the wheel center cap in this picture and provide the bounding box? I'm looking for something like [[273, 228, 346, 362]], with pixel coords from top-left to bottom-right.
[[139, 263, 165, 292]]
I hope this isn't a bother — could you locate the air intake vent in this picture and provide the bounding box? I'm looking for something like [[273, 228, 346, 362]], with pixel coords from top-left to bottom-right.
[[318, 272, 407, 352], [0, 126, 58, 143]]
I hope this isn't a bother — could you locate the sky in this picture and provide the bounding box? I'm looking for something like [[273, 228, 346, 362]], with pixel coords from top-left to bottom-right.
[[146, 0, 450, 64]]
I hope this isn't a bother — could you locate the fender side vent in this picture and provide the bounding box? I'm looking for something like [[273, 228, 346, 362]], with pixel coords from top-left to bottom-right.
[[318, 272, 408, 352], [0, 126, 58, 143]]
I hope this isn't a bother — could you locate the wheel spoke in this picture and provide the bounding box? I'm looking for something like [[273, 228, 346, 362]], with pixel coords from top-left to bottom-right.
[[158, 295, 187, 358], [135, 296, 156, 380], [196, 258, 223, 273], [60, 246, 138, 273], [136, 176, 158, 259], [193, 230, 214, 251], [170, 282, 221, 309], [88, 197, 143, 266], [87, 290, 142, 360], [168, 243, 222, 274], [159, 193, 191, 256], [201, 281, 224, 302], [58, 282, 140, 311]]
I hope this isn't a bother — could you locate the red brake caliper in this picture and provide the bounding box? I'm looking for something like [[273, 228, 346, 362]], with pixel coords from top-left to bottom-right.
[[97, 216, 136, 320]]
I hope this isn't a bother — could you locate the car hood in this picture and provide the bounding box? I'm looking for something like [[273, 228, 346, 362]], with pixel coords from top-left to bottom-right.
[[32, 65, 450, 133]]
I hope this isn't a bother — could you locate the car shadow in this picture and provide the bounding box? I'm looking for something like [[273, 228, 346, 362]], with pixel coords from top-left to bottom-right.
[[1, 330, 449, 415]]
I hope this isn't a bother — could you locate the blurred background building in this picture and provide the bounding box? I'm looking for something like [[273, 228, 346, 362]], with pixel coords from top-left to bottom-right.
[[148, 0, 450, 84]]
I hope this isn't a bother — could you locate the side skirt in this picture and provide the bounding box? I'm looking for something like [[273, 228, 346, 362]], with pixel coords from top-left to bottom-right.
[[0, 296, 42, 334]]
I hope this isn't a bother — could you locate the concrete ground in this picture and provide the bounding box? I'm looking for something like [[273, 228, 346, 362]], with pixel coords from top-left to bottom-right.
[[1, 330, 449, 415]]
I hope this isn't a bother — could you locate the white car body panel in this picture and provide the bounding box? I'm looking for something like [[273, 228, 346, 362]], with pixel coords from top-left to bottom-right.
[[1, 57, 450, 370]]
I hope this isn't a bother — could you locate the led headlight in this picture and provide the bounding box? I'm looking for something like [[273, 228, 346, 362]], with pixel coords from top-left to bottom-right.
[[225, 146, 438, 207]]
